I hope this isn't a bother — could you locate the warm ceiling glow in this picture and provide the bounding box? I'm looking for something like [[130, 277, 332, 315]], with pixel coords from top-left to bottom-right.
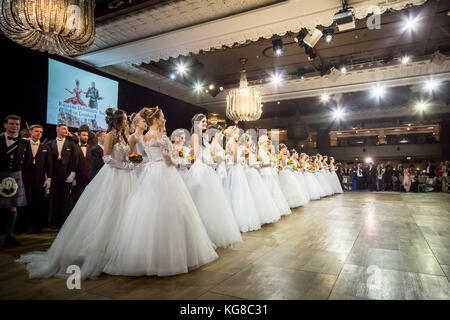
[[416, 101, 428, 111], [401, 56, 411, 64], [372, 85, 386, 99], [424, 79, 439, 93], [209, 84, 215, 90], [365, 157, 373, 163], [320, 93, 330, 103], [340, 66, 347, 73], [270, 73, 283, 85]]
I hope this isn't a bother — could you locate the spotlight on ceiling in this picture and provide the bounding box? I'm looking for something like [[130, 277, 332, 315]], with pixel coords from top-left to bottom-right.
[[219, 86, 224, 91], [364, 157, 373, 164], [272, 39, 283, 56], [270, 72, 283, 85], [320, 93, 330, 103], [209, 84, 215, 90], [340, 66, 347, 73], [303, 28, 323, 48], [333, 108, 344, 120], [415, 100, 428, 111], [403, 16, 418, 32], [294, 29, 308, 46], [328, 67, 341, 81], [323, 28, 334, 43], [424, 79, 439, 93], [176, 62, 187, 75], [193, 82, 204, 93], [169, 73, 176, 80], [399, 137, 409, 144], [372, 85, 386, 99], [297, 68, 306, 80], [333, 0, 355, 31], [401, 55, 411, 64]]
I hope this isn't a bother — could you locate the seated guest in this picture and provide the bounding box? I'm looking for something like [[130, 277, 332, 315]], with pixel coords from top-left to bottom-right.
[[0, 115, 29, 246], [72, 129, 93, 205], [90, 130, 105, 178], [22, 125, 52, 233]]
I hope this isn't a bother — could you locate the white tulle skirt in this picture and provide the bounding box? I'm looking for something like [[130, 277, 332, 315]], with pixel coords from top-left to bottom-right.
[[184, 160, 242, 248], [294, 171, 310, 202], [278, 169, 309, 208], [226, 163, 261, 232], [302, 171, 322, 200], [314, 171, 333, 196], [103, 161, 218, 277], [16, 165, 139, 280], [330, 171, 344, 193], [245, 167, 280, 225], [260, 174, 291, 216]]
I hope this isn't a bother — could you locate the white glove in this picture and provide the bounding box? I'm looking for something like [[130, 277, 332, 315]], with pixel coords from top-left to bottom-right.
[[103, 155, 136, 170], [72, 180, 77, 187], [66, 171, 76, 183], [43, 178, 51, 189]]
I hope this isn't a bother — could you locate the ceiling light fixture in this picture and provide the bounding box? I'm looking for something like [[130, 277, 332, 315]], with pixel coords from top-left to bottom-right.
[[270, 72, 283, 85], [333, 0, 355, 31], [169, 73, 176, 80], [303, 28, 323, 48], [372, 85, 386, 99], [176, 62, 187, 75], [272, 39, 283, 56], [194, 82, 204, 93], [416, 101, 428, 111], [340, 66, 347, 73], [401, 55, 411, 64], [333, 107, 344, 120], [320, 93, 330, 103], [424, 79, 439, 93], [323, 28, 334, 43], [403, 16, 418, 32]]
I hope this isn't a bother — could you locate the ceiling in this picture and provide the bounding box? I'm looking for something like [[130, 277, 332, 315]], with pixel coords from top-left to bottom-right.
[[75, 0, 450, 123]]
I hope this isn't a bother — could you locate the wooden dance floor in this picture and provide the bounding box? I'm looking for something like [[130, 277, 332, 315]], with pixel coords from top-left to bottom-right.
[[1, 192, 449, 300]]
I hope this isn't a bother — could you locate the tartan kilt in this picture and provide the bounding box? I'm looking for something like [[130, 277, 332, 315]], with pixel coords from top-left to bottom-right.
[[0, 171, 27, 208]]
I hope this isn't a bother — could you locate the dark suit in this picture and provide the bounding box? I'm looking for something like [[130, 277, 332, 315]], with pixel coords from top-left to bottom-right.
[[46, 138, 78, 228], [22, 141, 52, 232], [426, 165, 436, 178], [90, 145, 104, 178], [384, 165, 393, 191], [72, 144, 93, 204], [366, 165, 377, 191]]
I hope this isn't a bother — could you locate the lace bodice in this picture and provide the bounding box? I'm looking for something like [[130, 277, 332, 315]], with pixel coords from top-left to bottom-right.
[[134, 140, 148, 163], [142, 136, 177, 166], [111, 142, 131, 162]]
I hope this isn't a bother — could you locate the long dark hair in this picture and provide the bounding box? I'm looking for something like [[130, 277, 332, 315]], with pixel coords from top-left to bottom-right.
[[191, 113, 206, 146], [105, 108, 128, 145]]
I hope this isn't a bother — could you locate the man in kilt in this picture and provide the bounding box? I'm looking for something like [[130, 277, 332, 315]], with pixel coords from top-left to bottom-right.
[[1, 115, 29, 246]]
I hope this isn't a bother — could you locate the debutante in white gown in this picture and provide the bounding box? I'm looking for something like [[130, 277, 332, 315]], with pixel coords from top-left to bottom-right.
[[278, 161, 309, 208], [258, 149, 291, 216], [301, 164, 322, 200], [16, 142, 139, 279], [103, 136, 218, 276], [314, 166, 333, 196], [226, 148, 261, 232], [289, 161, 310, 202], [330, 164, 344, 193], [184, 144, 242, 248], [174, 145, 191, 181], [134, 140, 148, 182], [243, 150, 280, 225]]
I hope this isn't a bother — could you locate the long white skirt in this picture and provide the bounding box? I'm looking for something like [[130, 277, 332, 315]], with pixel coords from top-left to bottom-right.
[[245, 167, 280, 225], [16, 164, 139, 280], [226, 163, 261, 232], [260, 174, 292, 216], [103, 161, 218, 277], [184, 160, 242, 248], [278, 169, 309, 208], [302, 171, 322, 200]]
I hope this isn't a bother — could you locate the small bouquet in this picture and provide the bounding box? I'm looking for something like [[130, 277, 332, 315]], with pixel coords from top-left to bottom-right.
[[278, 166, 283, 172], [129, 153, 143, 164], [293, 165, 298, 171], [278, 155, 282, 160], [178, 150, 185, 158], [244, 150, 249, 159], [225, 148, 230, 154], [270, 157, 277, 163], [256, 156, 261, 162], [189, 155, 195, 164], [287, 160, 294, 165], [302, 167, 306, 172], [308, 166, 313, 171]]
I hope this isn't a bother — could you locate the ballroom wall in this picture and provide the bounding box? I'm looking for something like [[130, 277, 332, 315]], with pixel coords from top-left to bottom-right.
[[1, 36, 206, 138]]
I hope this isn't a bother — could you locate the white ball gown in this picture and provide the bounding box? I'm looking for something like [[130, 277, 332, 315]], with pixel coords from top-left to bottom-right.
[[174, 145, 191, 181], [277, 161, 309, 208], [258, 149, 291, 216], [330, 164, 344, 193], [183, 144, 242, 248], [103, 136, 218, 276], [289, 160, 310, 203], [301, 164, 322, 200], [226, 148, 261, 232], [314, 166, 333, 196], [16, 142, 139, 279], [134, 140, 148, 182], [243, 150, 280, 225], [323, 165, 338, 194]]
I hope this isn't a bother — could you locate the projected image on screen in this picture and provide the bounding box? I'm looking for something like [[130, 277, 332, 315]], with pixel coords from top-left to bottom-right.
[[47, 59, 119, 130]]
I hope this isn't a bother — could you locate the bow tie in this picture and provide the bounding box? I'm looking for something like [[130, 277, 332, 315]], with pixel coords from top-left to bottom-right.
[[7, 136, 18, 141], [80, 144, 87, 147], [57, 138, 64, 141], [31, 141, 39, 145]]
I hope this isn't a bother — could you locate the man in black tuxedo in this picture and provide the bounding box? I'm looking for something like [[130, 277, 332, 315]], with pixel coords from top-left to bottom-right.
[[356, 163, 365, 191], [47, 124, 78, 229], [366, 162, 378, 191], [425, 161, 436, 178], [90, 130, 105, 178], [22, 125, 52, 233], [0, 115, 29, 246], [384, 161, 393, 191], [72, 130, 93, 205]]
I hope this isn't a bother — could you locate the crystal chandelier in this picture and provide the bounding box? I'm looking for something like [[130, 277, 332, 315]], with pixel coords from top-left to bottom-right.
[[226, 58, 262, 123], [0, 0, 96, 56]]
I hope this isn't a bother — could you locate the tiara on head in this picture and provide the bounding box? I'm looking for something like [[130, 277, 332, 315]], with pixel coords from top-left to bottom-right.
[[148, 106, 159, 119]]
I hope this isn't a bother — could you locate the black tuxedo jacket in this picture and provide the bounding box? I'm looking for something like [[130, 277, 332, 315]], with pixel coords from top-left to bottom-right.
[[90, 145, 104, 177], [46, 138, 78, 181], [22, 142, 53, 191], [0, 133, 29, 172], [75, 144, 94, 184]]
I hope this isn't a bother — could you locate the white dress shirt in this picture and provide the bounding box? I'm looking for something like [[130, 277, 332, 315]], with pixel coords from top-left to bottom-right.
[[5, 133, 19, 148], [79, 143, 87, 157], [30, 140, 40, 162], [98, 144, 104, 151], [56, 137, 65, 159]]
